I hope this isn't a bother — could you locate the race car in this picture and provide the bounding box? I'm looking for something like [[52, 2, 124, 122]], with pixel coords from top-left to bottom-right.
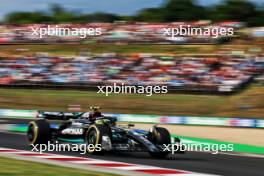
[[27, 111, 183, 158]]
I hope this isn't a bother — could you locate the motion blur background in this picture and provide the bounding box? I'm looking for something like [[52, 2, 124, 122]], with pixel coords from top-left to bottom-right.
[[0, 1, 264, 176], [0, 0, 263, 117]]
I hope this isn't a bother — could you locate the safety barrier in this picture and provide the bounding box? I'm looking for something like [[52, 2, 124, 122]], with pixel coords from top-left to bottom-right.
[[107, 113, 264, 128], [0, 109, 263, 128]]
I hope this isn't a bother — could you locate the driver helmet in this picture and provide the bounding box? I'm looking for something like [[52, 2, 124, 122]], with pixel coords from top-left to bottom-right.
[[90, 106, 101, 112]]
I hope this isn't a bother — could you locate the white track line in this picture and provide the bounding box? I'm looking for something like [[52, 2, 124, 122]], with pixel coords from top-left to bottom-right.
[[0, 147, 216, 176]]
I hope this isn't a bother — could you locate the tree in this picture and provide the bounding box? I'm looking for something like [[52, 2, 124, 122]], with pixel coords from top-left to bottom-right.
[[162, 0, 208, 22], [5, 12, 51, 24], [211, 0, 259, 26], [50, 4, 65, 15], [49, 4, 75, 23], [3, 0, 264, 26], [136, 8, 163, 22]]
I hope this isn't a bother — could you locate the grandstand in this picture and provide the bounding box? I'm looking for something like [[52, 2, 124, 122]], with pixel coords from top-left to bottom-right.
[[0, 53, 262, 93]]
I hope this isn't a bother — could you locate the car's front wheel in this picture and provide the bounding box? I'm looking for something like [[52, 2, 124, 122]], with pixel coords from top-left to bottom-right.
[[149, 126, 171, 158], [85, 124, 111, 154]]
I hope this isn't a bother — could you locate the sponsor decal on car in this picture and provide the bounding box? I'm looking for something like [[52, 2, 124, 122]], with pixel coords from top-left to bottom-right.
[[61, 128, 83, 135]]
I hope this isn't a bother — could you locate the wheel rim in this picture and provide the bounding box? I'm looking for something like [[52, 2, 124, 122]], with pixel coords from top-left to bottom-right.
[[27, 124, 35, 142], [88, 130, 97, 145]]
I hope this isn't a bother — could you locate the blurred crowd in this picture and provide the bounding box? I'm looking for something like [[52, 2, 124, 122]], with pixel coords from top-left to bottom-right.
[[0, 53, 263, 92], [0, 21, 252, 44]]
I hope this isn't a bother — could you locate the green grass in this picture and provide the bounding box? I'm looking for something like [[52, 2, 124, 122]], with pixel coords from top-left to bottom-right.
[[171, 134, 264, 155], [0, 157, 120, 176], [0, 43, 263, 56], [0, 44, 212, 56], [0, 84, 263, 118]]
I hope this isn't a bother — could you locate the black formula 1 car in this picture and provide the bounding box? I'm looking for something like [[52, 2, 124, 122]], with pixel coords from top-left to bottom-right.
[[27, 111, 183, 158]]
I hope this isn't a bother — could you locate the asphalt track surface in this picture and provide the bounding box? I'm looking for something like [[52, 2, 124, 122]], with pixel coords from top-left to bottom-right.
[[0, 118, 264, 176]]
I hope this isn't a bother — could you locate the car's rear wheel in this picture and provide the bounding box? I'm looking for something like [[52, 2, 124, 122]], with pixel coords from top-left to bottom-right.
[[85, 124, 111, 154], [27, 120, 51, 145], [149, 127, 171, 158]]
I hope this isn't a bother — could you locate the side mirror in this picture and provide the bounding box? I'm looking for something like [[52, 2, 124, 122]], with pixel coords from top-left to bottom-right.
[[128, 124, 135, 128]]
